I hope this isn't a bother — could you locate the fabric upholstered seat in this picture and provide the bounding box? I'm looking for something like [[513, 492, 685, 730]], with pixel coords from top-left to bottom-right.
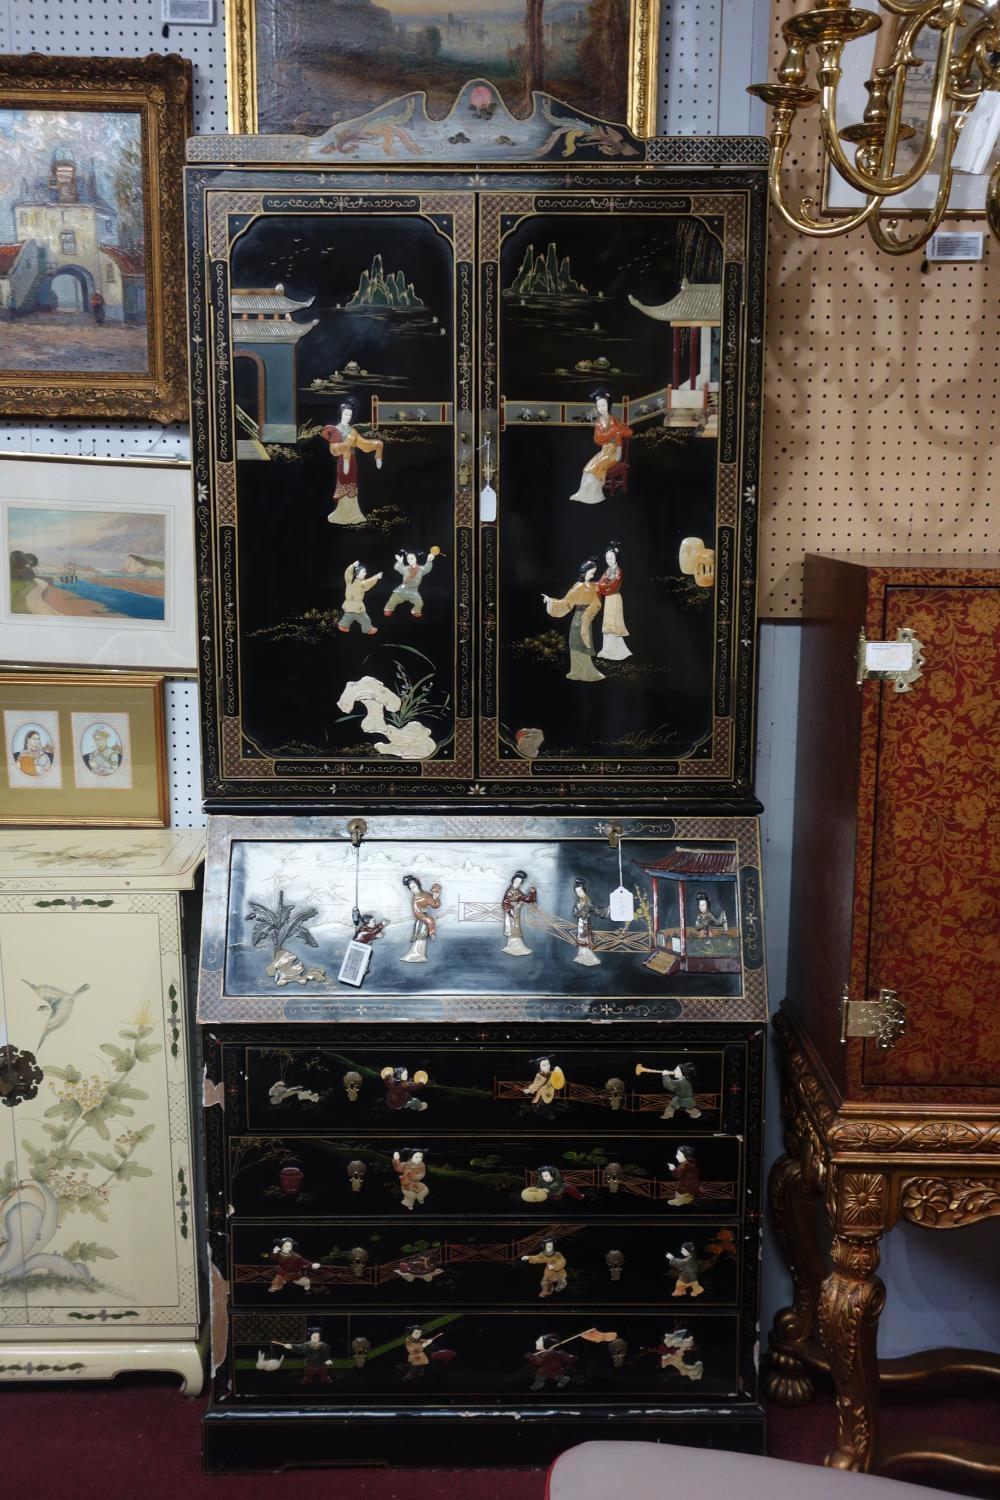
[[546, 1442, 965, 1500]]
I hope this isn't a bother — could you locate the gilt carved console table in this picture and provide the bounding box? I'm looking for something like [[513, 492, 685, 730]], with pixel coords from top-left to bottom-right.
[[766, 555, 1000, 1486]]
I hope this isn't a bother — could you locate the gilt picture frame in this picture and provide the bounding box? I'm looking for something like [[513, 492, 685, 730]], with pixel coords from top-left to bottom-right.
[[0, 454, 197, 673], [0, 671, 168, 827], [0, 52, 192, 420], [225, 0, 661, 138]]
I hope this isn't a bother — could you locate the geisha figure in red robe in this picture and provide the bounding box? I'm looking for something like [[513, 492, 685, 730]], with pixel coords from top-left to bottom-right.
[[569, 390, 632, 506], [321, 397, 383, 526], [596, 541, 631, 661]]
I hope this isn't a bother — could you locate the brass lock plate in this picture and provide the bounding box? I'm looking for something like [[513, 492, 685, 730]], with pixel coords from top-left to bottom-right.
[[856, 627, 925, 693], [840, 986, 906, 1050]]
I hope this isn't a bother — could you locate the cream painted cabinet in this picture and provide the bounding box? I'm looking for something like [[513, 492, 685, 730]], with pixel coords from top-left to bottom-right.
[[0, 831, 204, 1390]]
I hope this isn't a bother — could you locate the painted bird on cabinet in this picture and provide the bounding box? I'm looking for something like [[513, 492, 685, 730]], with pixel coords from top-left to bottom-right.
[[23, 979, 90, 1050]]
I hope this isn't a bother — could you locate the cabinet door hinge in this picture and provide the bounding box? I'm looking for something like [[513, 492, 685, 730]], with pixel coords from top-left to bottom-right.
[[840, 983, 906, 1049], [856, 627, 925, 692]]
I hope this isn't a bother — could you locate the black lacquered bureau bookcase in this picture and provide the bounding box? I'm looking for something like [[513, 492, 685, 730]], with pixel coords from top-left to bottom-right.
[[185, 82, 770, 1470]]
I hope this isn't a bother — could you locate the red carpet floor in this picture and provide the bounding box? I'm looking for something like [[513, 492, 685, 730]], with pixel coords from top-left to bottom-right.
[[1, 1377, 997, 1498]]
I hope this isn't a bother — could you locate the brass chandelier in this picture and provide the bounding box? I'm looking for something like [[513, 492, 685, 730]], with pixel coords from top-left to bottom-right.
[[748, 0, 1000, 253]]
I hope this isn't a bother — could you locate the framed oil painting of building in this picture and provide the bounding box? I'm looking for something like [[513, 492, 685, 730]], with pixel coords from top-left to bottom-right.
[[225, 0, 661, 137], [0, 455, 197, 673], [0, 53, 191, 421], [0, 671, 168, 827], [185, 85, 768, 806]]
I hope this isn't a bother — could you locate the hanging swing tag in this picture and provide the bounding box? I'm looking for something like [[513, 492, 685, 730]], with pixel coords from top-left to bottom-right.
[[338, 940, 373, 988], [480, 481, 497, 523], [608, 834, 633, 923], [609, 885, 634, 923]]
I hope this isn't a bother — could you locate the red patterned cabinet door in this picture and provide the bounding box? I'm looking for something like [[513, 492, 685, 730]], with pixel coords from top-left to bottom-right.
[[859, 582, 1000, 1091]]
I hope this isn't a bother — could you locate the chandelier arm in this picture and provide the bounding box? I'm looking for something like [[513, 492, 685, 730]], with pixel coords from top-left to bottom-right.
[[866, 177, 953, 255], [766, 133, 884, 236], [819, 12, 959, 197]]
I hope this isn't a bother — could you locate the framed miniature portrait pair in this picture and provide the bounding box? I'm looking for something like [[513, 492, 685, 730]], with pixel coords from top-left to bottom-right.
[[0, 672, 168, 826], [226, 0, 661, 137], [0, 53, 192, 421]]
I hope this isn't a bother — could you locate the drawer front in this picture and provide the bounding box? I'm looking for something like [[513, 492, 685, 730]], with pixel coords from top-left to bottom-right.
[[228, 1134, 741, 1219], [244, 1045, 740, 1135], [231, 1219, 742, 1308], [230, 1309, 740, 1401]]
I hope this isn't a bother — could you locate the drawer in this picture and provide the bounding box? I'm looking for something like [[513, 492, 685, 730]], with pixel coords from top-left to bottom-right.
[[228, 1134, 742, 1218], [230, 1220, 742, 1308], [243, 1045, 739, 1135], [229, 1309, 741, 1401]]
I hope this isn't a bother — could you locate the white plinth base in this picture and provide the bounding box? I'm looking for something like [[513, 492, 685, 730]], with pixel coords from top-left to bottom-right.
[[0, 1339, 205, 1394]]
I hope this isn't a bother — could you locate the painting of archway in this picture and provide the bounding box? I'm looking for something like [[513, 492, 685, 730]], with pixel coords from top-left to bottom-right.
[[48, 265, 94, 312]]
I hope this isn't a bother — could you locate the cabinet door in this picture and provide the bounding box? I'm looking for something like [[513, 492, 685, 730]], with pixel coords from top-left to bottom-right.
[[0, 903, 197, 1332], [0, 1017, 29, 1333], [859, 583, 1000, 1091], [479, 185, 761, 800]]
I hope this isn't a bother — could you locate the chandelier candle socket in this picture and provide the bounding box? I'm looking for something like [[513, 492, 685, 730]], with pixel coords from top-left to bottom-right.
[[749, 0, 1000, 253]]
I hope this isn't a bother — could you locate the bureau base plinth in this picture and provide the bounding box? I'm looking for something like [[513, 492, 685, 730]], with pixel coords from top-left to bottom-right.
[[202, 1403, 767, 1471]]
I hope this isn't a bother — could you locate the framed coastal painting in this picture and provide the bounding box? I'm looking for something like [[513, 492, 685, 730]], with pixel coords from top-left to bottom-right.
[[0, 671, 168, 826], [0, 455, 197, 673], [0, 53, 191, 420], [225, 0, 661, 136]]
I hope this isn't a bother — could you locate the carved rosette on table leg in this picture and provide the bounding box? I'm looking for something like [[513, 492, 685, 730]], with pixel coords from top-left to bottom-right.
[[818, 1222, 886, 1472]]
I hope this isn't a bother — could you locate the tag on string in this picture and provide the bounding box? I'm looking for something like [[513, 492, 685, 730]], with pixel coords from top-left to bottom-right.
[[338, 941, 373, 988], [608, 835, 634, 923], [480, 433, 498, 522]]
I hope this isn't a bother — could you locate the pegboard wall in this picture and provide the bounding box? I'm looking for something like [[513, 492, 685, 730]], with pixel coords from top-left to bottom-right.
[[0, 0, 766, 826], [761, 0, 1000, 615]]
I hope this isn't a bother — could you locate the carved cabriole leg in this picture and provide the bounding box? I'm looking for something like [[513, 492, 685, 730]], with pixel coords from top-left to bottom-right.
[[764, 1049, 828, 1407], [765, 1147, 825, 1405], [818, 1232, 886, 1472]]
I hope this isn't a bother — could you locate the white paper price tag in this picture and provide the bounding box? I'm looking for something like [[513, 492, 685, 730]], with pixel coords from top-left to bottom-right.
[[865, 640, 914, 674], [609, 885, 634, 923], [338, 940, 373, 987], [479, 482, 497, 523]]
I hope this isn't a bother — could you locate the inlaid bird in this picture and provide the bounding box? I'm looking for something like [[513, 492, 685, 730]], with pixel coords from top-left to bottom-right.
[[23, 981, 91, 1051]]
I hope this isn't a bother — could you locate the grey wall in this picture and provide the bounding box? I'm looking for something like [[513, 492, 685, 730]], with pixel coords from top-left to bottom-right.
[[756, 620, 1000, 1359]]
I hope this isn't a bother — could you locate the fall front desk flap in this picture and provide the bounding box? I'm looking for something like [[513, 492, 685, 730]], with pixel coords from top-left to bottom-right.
[[198, 815, 767, 1025]]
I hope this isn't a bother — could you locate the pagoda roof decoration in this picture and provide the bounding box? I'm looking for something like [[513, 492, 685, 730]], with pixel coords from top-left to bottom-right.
[[628, 279, 722, 327], [634, 848, 737, 879]]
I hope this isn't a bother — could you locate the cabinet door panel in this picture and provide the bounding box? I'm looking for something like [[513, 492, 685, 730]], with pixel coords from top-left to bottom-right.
[[0, 1064, 28, 1331], [228, 1134, 740, 1218], [0, 907, 195, 1331], [230, 1219, 741, 1308], [862, 584, 1000, 1089], [230, 1309, 740, 1400], [479, 187, 759, 800], [244, 1044, 735, 1134]]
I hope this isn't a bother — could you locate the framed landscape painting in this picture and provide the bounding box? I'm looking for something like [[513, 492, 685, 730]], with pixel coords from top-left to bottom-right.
[[0, 53, 191, 420], [226, 0, 661, 137], [0, 671, 168, 827], [0, 455, 197, 673]]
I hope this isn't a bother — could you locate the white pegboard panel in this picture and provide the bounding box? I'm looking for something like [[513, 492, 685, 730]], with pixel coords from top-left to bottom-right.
[[0, 423, 190, 458], [659, 0, 770, 135], [165, 678, 206, 829], [0, 0, 228, 132]]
